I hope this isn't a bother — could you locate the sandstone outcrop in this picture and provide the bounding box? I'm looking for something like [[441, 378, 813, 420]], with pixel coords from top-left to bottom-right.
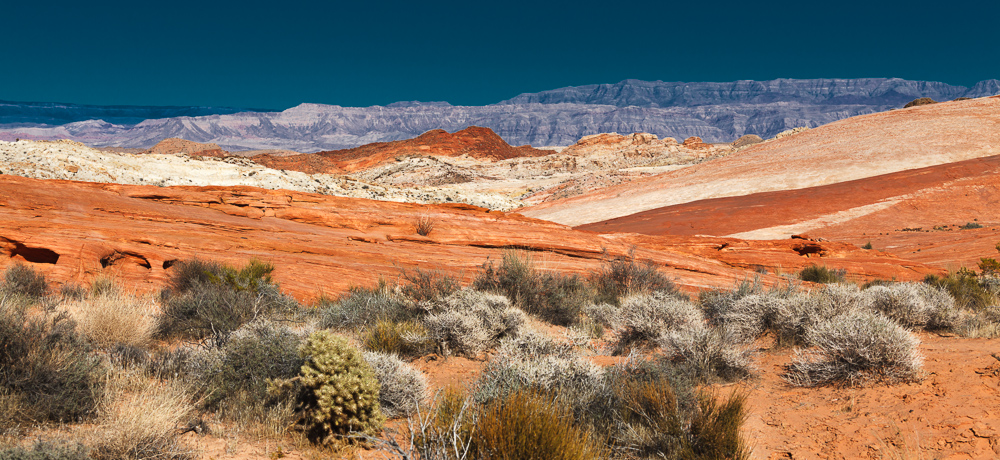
[[0, 175, 937, 301], [315, 127, 550, 172], [144, 138, 226, 157], [522, 96, 1000, 227], [577, 154, 1000, 269]]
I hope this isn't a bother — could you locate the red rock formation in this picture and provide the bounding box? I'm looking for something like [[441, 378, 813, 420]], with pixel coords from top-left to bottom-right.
[[522, 96, 1000, 227], [577, 154, 1000, 269], [682, 136, 712, 149], [0, 175, 937, 301], [144, 138, 227, 157], [315, 127, 551, 172]]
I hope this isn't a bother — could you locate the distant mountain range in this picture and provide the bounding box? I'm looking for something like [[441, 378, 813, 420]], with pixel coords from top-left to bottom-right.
[[0, 100, 264, 126], [1, 78, 997, 151]]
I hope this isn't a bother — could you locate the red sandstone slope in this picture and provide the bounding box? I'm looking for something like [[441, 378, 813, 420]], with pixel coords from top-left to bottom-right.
[[0, 175, 938, 300], [316, 127, 551, 172], [522, 96, 1000, 226], [578, 154, 1000, 269]]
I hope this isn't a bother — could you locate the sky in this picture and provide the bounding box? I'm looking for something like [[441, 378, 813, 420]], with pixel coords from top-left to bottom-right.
[[3, 0, 999, 110]]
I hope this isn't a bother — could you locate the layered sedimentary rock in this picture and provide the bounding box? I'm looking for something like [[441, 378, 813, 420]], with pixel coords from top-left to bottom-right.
[[522, 96, 1000, 226], [0, 175, 937, 300], [3, 78, 998, 151]]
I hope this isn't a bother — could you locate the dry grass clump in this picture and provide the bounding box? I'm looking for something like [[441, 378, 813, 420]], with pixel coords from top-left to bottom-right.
[[422, 289, 525, 357], [363, 351, 429, 418], [414, 216, 435, 236], [363, 320, 434, 357], [66, 289, 158, 349], [785, 310, 923, 387], [89, 367, 194, 460], [469, 390, 607, 460]]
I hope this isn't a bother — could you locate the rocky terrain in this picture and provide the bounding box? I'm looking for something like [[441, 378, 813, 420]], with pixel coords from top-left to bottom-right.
[[4, 85, 1000, 460], [523, 96, 1000, 226], [3, 78, 998, 151], [0, 175, 935, 301], [0, 139, 521, 210]]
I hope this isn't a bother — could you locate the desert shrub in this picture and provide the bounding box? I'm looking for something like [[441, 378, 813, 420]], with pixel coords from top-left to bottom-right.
[[414, 216, 435, 236], [400, 269, 459, 302], [861, 241, 873, 250], [0, 296, 103, 427], [69, 290, 158, 349], [711, 293, 785, 344], [318, 282, 415, 330], [903, 97, 937, 108], [685, 391, 751, 460], [58, 283, 87, 301], [422, 289, 525, 357], [865, 282, 958, 330], [362, 351, 428, 418], [607, 292, 704, 355], [589, 250, 677, 305], [659, 324, 755, 382], [959, 221, 983, 229], [363, 320, 433, 356], [1, 263, 48, 299], [279, 330, 385, 443], [469, 389, 607, 460], [199, 319, 305, 412], [582, 360, 748, 459], [0, 442, 89, 460], [784, 310, 922, 387], [924, 270, 997, 311], [90, 368, 194, 460], [979, 257, 1000, 276], [473, 332, 603, 407], [474, 251, 592, 325], [89, 275, 119, 297], [798, 265, 846, 284], [954, 307, 1000, 338], [159, 259, 297, 343]]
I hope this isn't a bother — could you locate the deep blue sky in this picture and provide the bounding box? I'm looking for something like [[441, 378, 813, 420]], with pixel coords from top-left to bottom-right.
[[4, 0, 998, 110]]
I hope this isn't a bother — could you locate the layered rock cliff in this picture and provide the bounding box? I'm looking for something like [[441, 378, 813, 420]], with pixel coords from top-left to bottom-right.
[[1, 78, 997, 151]]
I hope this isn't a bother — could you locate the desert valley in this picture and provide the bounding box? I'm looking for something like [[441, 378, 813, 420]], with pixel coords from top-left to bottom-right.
[[2, 79, 1000, 460]]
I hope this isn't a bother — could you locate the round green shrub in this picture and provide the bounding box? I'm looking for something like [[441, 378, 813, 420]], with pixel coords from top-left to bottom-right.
[[298, 331, 385, 443]]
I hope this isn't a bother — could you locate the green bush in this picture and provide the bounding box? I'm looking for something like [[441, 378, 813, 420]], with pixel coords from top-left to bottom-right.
[[0, 441, 89, 460], [959, 222, 983, 230], [798, 265, 846, 284], [200, 319, 304, 413], [158, 259, 297, 343], [924, 269, 997, 311], [0, 296, 103, 427], [286, 331, 385, 444], [589, 250, 677, 306], [1, 263, 48, 299], [474, 251, 592, 325]]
